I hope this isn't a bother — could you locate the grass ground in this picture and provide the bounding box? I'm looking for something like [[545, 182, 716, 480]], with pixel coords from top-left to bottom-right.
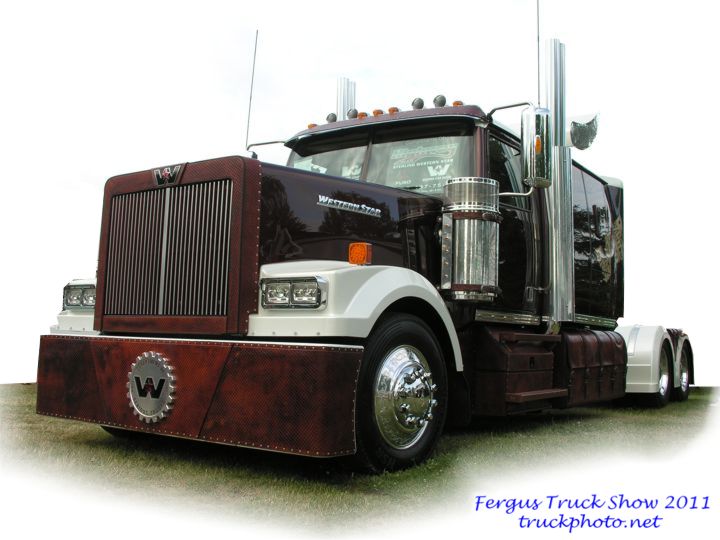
[[0, 383, 716, 531]]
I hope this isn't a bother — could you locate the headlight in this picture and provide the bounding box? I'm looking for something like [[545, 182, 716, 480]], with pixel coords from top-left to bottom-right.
[[261, 277, 327, 309], [64, 288, 82, 307], [63, 284, 97, 310], [82, 288, 96, 306]]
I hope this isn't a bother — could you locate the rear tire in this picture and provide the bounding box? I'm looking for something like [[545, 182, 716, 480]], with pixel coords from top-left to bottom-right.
[[651, 343, 672, 408], [672, 345, 691, 401], [354, 314, 448, 472]]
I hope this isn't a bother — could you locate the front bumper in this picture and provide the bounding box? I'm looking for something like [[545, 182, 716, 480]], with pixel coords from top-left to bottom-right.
[[37, 334, 363, 457]]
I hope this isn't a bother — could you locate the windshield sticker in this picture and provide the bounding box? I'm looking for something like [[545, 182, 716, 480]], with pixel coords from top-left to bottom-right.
[[383, 141, 462, 193], [341, 164, 362, 179]]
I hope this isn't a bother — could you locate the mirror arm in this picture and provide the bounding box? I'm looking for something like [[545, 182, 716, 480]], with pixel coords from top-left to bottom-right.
[[485, 102, 534, 122], [499, 186, 535, 199]]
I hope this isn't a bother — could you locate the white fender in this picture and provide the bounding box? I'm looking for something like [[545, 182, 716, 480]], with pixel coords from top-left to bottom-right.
[[248, 261, 463, 371], [616, 324, 674, 394]]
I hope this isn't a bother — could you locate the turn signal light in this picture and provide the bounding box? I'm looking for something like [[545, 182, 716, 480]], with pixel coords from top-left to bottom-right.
[[349, 242, 373, 265]]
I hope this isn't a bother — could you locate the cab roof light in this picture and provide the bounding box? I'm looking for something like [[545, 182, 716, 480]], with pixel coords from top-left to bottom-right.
[[348, 242, 373, 265], [357, 111, 368, 119], [308, 123, 318, 129], [452, 100, 464, 107], [433, 95, 446, 107], [372, 109, 384, 117], [412, 98, 424, 110], [388, 106, 400, 114], [347, 108, 358, 119], [326, 113, 337, 123]]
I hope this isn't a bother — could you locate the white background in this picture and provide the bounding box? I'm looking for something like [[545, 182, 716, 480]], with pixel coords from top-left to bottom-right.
[[1, 0, 718, 537]]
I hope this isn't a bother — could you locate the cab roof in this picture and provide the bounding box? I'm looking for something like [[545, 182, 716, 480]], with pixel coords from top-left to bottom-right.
[[285, 104, 487, 149]]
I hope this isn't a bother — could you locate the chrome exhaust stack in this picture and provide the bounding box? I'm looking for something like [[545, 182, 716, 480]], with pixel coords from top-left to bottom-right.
[[336, 77, 356, 121], [542, 38, 575, 327]]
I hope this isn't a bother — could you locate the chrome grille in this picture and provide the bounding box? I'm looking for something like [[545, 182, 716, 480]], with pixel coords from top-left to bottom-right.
[[104, 179, 233, 316]]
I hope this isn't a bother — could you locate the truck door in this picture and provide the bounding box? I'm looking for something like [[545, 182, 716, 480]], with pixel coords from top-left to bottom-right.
[[572, 164, 621, 319], [487, 133, 537, 313]]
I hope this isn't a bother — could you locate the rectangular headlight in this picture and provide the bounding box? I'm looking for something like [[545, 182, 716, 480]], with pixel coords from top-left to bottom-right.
[[64, 287, 82, 307], [63, 285, 96, 310], [264, 281, 292, 306], [291, 281, 319, 305], [82, 287, 96, 306], [261, 277, 326, 309]]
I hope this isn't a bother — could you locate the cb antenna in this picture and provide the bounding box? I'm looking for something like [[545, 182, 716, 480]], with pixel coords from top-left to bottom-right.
[[536, 0, 541, 105], [245, 29, 259, 151]]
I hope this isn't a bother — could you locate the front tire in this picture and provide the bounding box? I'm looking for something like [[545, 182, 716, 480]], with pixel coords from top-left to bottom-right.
[[354, 314, 448, 472]]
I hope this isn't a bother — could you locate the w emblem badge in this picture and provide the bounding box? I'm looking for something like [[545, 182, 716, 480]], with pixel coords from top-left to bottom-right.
[[127, 351, 176, 423], [134, 376, 166, 399], [153, 164, 182, 186]]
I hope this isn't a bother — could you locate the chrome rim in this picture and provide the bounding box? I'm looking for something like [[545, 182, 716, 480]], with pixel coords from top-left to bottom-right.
[[658, 348, 670, 396], [680, 350, 689, 392], [373, 346, 438, 450]]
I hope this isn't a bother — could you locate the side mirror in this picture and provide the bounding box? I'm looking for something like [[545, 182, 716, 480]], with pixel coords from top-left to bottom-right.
[[521, 106, 553, 188], [569, 114, 598, 150]]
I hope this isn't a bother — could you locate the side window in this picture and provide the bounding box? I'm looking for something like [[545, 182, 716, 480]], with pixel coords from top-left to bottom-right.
[[488, 136, 527, 209]]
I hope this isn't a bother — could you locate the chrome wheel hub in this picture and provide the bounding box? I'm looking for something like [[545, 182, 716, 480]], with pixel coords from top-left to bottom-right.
[[373, 346, 438, 450]]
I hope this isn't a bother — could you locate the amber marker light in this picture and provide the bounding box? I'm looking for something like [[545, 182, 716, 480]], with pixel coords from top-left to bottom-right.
[[452, 100, 464, 107], [535, 135, 543, 154], [308, 123, 318, 128], [388, 106, 399, 114], [348, 242, 373, 265], [372, 109, 384, 117], [357, 112, 368, 119]]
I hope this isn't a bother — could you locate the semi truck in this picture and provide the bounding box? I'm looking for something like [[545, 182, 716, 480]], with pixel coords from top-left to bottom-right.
[[37, 40, 694, 472]]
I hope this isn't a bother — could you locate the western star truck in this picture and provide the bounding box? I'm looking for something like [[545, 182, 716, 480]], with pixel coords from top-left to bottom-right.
[[37, 40, 694, 472]]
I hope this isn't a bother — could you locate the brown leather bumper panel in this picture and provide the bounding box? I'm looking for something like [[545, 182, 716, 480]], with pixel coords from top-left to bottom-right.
[[37, 335, 362, 457]]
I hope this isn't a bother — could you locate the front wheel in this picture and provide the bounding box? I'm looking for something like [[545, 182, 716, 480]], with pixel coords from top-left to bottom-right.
[[354, 314, 448, 472]]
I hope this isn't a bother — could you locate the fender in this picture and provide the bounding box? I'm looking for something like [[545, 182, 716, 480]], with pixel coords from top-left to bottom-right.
[[248, 261, 463, 371], [616, 324, 674, 393]]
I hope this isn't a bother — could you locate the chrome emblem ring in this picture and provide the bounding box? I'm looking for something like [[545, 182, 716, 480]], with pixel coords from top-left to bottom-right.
[[127, 351, 176, 423]]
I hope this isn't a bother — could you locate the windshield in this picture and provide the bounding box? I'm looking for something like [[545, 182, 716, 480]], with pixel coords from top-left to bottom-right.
[[366, 135, 471, 195], [287, 121, 474, 196], [288, 145, 365, 179]]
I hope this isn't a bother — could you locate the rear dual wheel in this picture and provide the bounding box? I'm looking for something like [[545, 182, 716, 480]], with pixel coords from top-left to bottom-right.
[[651, 344, 672, 408], [672, 345, 691, 402], [354, 314, 447, 472]]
